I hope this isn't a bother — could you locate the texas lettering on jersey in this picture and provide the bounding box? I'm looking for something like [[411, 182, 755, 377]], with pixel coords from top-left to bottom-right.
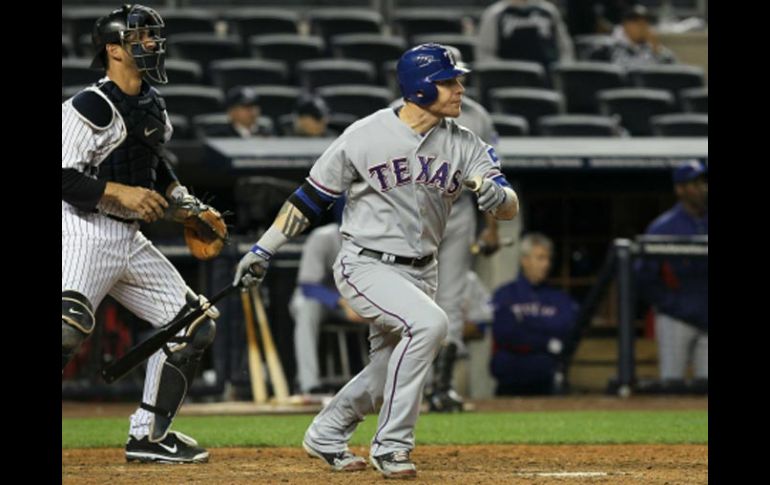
[[368, 155, 464, 195]]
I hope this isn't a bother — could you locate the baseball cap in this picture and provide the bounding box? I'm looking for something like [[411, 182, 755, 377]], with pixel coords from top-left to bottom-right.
[[672, 160, 707, 184], [622, 5, 654, 22], [225, 86, 259, 109], [294, 95, 330, 119]]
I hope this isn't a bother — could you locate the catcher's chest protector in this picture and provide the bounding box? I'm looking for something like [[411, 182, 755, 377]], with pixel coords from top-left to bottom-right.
[[97, 80, 167, 190]]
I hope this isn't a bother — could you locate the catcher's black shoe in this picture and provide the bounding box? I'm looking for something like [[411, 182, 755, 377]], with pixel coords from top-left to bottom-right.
[[125, 430, 209, 463]]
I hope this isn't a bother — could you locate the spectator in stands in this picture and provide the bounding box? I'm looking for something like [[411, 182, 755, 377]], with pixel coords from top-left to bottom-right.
[[284, 94, 336, 137], [636, 160, 707, 391], [477, 0, 575, 70], [490, 233, 578, 395], [207, 86, 272, 138], [599, 4, 677, 68]]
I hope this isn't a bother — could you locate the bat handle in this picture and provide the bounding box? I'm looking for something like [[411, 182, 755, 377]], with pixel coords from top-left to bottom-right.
[[463, 175, 483, 193]]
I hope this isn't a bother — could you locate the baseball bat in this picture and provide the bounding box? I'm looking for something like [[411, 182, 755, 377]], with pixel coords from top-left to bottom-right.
[[240, 288, 268, 404], [249, 286, 290, 403], [470, 237, 517, 255], [101, 284, 238, 384], [463, 175, 483, 193]]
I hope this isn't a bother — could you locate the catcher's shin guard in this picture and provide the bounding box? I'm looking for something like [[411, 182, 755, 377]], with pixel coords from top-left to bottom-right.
[[62, 291, 96, 371], [434, 342, 458, 393], [142, 289, 219, 442], [428, 342, 464, 412]]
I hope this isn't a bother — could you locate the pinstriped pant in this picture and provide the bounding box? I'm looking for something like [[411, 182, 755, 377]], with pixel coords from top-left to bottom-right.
[[62, 208, 187, 438]]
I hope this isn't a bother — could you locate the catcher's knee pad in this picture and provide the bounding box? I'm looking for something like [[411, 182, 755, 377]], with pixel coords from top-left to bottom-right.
[[143, 288, 218, 441], [62, 291, 95, 371]]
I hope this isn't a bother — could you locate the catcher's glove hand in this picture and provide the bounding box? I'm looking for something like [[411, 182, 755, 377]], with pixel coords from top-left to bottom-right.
[[167, 186, 229, 260]]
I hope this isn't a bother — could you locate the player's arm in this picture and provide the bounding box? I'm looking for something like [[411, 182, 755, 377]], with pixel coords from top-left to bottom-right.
[[234, 136, 353, 287], [62, 90, 167, 221], [233, 181, 340, 286]]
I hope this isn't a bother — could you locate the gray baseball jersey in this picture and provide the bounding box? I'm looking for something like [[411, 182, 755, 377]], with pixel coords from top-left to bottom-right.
[[303, 107, 510, 457], [62, 82, 190, 439], [390, 96, 499, 352]]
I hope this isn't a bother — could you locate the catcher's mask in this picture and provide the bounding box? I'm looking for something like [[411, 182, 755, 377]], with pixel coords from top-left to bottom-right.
[[90, 4, 168, 85]]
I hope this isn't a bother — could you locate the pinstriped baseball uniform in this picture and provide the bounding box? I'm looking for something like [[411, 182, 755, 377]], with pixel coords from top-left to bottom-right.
[[62, 80, 189, 439], [303, 107, 511, 457]]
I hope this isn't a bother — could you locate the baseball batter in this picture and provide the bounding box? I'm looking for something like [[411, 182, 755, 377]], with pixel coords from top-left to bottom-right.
[[391, 46, 504, 411], [234, 44, 519, 478], [61, 4, 218, 463]]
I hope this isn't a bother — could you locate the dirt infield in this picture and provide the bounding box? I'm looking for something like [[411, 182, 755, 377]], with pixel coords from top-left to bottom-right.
[[63, 444, 707, 484]]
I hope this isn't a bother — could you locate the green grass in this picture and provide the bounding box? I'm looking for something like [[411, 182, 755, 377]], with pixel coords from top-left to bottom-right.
[[62, 411, 707, 448]]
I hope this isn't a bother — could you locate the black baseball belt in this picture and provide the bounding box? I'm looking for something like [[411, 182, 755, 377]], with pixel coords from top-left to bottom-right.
[[358, 248, 434, 268]]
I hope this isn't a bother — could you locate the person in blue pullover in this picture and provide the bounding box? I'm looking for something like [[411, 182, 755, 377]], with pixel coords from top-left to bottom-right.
[[637, 160, 708, 389], [490, 233, 578, 395]]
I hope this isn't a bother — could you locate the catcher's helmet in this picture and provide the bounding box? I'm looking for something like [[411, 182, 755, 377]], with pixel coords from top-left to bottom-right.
[[396, 43, 470, 106], [90, 4, 168, 84]]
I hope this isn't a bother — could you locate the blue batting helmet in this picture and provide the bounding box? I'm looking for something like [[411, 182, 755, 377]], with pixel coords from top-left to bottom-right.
[[396, 43, 470, 106]]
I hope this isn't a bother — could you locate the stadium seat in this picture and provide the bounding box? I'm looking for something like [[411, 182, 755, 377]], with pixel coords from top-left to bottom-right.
[[167, 34, 245, 73], [598, 88, 676, 136], [317, 85, 393, 119], [488, 88, 563, 135], [224, 8, 299, 43], [331, 34, 407, 80], [209, 59, 289, 92], [490, 114, 530, 136], [553, 62, 627, 114], [164, 59, 204, 85], [157, 85, 224, 119], [308, 9, 383, 48], [249, 34, 326, 74], [650, 113, 708, 137], [538, 114, 624, 137], [247, 85, 304, 121], [296, 59, 377, 90], [628, 64, 705, 105], [62, 59, 102, 87], [681, 87, 707, 114], [392, 9, 465, 42], [473, 59, 547, 107], [573, 34, 616, 61], [156, 9, 216, 36]]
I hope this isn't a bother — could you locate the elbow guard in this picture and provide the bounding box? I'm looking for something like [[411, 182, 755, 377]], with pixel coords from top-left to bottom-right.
[[287, 180, 337, 224]]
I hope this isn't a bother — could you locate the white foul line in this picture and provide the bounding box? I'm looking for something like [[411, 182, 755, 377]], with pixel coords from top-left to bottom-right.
[[515, 472, 610, 478]]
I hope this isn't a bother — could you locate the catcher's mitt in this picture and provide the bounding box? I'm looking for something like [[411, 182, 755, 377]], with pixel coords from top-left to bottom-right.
[[167, 189, 229, 260]]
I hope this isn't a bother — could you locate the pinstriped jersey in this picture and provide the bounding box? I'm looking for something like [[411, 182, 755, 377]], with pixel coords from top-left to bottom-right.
[[62, 78, 173, 219], [307, 108, 507, 257]]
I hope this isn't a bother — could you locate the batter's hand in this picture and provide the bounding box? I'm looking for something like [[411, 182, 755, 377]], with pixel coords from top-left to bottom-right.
[[233, 249, 270, 287], [109, 183, 168, 222], [465, 177, 507, 212]]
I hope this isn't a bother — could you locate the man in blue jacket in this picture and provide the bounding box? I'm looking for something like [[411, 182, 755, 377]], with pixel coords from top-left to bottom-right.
[[491, 233, 578, 395], [637, 160, 708, 389]]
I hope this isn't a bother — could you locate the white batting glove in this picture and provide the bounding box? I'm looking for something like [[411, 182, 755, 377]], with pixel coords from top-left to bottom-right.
[[233, 246, 271, 287], [476, 178, 508, 212]]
